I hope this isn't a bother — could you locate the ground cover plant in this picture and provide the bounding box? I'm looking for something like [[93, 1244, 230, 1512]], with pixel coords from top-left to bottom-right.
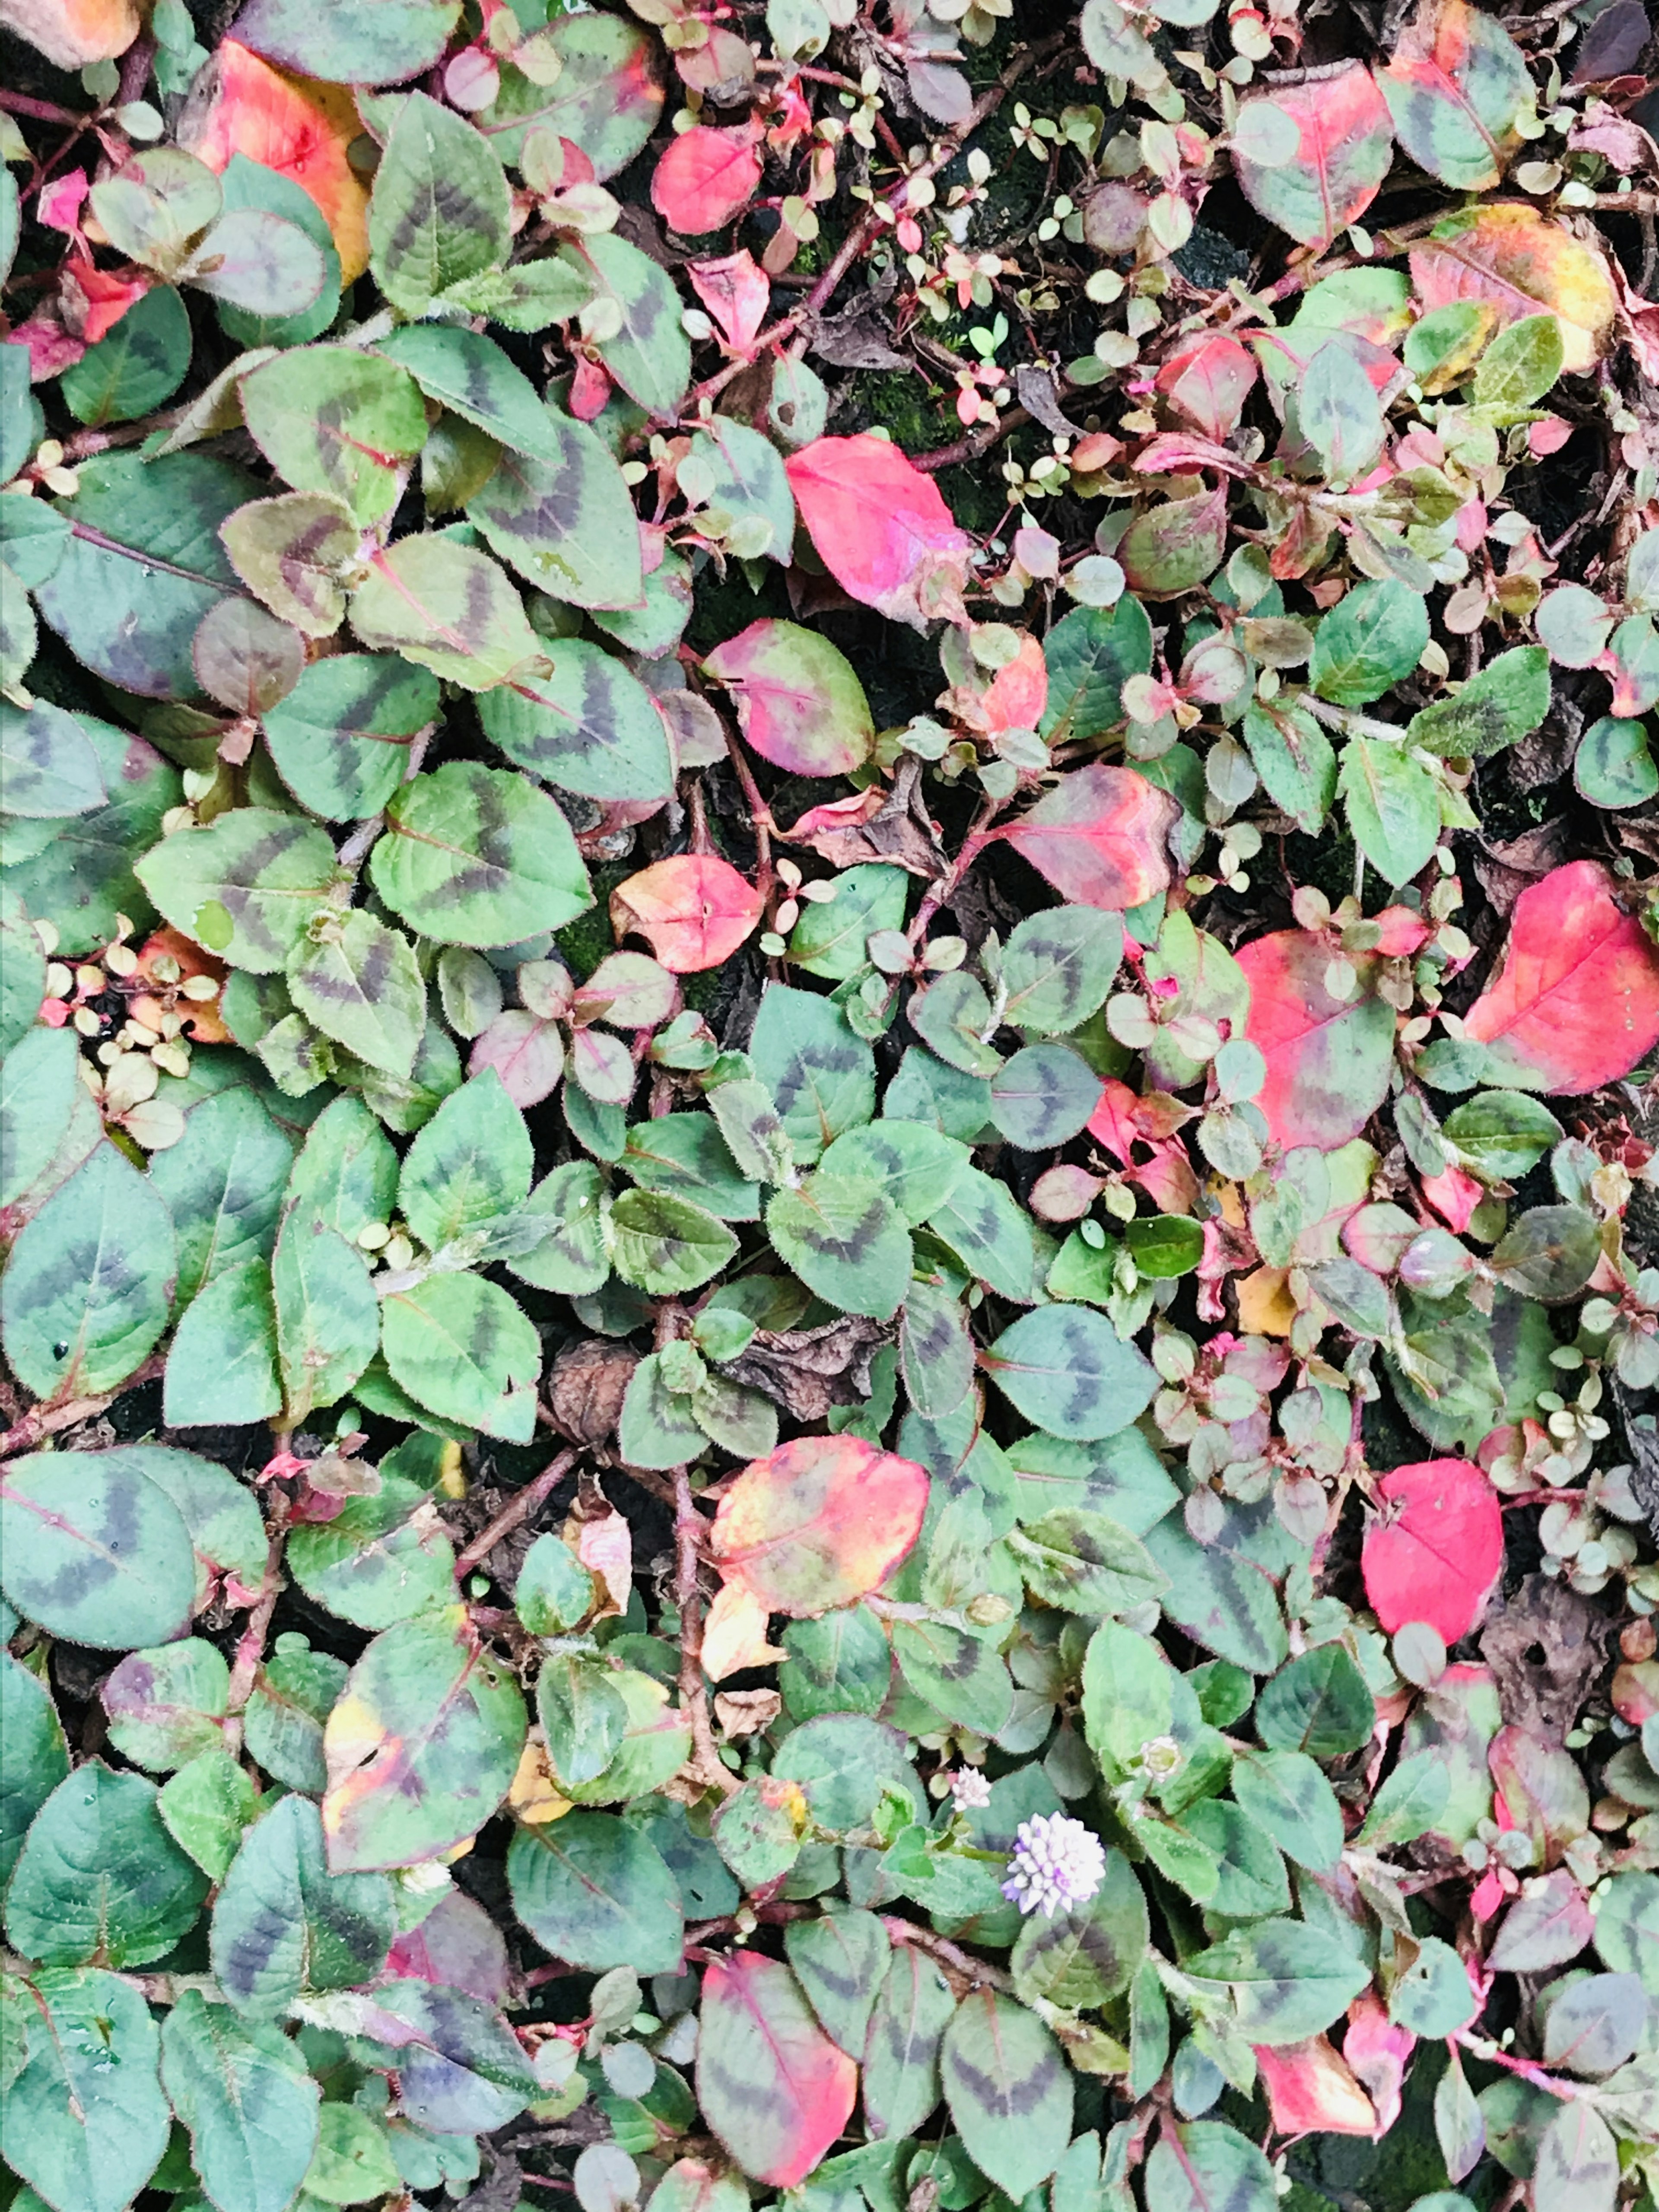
[[1, 0, 1659, 2206]]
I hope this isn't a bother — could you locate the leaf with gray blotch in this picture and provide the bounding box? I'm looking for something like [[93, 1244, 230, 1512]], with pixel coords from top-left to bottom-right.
[[1230, 1748, 1343, 1872], [1143, 2123, 1277, 2212], [350, 536, 542, 689], [0, 1025, 97, 1213], [4, 1763, 207, 1968], [0, 1967, 172, 2212], [819, 1122, 968, 1226], [244, 1633, 346, 1794], [370, 761, 594, 944], [101, 1637, 229, 1774], [0, 699, 106, 817], [940, 1990, 1071, 2199], [210, 1793, 395, 2019], [767, 1174, 912, 1322], [271, 1208, 380, 1424], [1488, 1203, 1600, 1303], [926, 1165, 1039, 1300], [1541, 1972, 1647, 2077], [467, 415, 645, 611], [1531, 2098, 1619, 2212], [990, 1044, 1103, 1150], [369, 91, 511, 316], [0, 1144, 177, 1402], [220, 490, 358, 639], [562, 232, 691, 415], [480, 641, 672, 801], [1001, 906, 1123, 1033], [784, 1910, 890, 2058], [610, 1187, 738, 1297], [1005, 1508, 1167, 1616], [507, 1809, 683, 1973], [899, 1276, 975, 1420], [508, 1160, 612, 1294], [892, 1617, 1013, 1736], [240, 345, 427, 526], [1010, 1847, 1147, 2010], [1183, 1918, 1370, 2045], [380, 1271, 541, 1441], [0, 890, 46, 1057], [287, 909, 426, 1080], [862, 1943, 956, 2139], [283, 1093, 399, 1242], [161, 1988, 321, 2212], [151, 1088, 294, 1306], [750, 985, 877, 1164], [984, 1306, 1157, 1441], [136, 806, 338, 974]]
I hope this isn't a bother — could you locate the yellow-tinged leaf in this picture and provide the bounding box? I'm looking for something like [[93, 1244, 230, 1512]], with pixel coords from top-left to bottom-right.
[[702, 1581, 785, 1683], [1238, 1265, 1298, 1337], [1410, 205, 1618, 375], [566, 1503, 632, 1618], [509, 1741, 572, 1825], [0, 0, 139, 67]]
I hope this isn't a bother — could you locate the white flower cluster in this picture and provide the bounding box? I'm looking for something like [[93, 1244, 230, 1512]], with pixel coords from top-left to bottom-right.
[[1001, 1813, 1107, 1917], [948, 1767, 992, 1811]]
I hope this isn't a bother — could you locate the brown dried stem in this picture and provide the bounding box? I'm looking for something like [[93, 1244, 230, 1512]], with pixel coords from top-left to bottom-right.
[[674, 1465, 740, 1798], [454, 1447, 580, 1575]]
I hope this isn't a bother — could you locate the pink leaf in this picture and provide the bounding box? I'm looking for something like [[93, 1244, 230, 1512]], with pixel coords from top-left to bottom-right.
[[1362, 1457, 1503, 1643], [1252, 2038, 1376, 2139], [785, 433, 973, 629], [689, 250, 772, 354], [702, 619, 874, 776], [711, 1435, 928, 1617], [1343, 1993, 1413, 2139], [1460, 858, 1659, 1091], [995, 763, 1176, 912], [1155, 336, 1259, 441], [1237, 929, 1396, 1151], [696, 1952, 858, 2187], [651, 125, 763, 235], [609, 854, 764, 974]]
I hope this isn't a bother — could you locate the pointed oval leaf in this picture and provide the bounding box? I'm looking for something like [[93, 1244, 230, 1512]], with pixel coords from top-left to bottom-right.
[[710, 1434, 929, 1615], [697, 1951, 858, 2187]]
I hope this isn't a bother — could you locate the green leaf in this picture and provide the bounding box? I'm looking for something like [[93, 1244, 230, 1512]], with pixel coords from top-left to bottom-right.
[[926, 1166, 1040, 1300], [466, 413, 646, 611], [610, 1187, 739, 1296], [1255, 1641, 1375, 1758], [4, 717, 181, 959], [892, 1618, 1013, 1735], [780, 1605, 892, 1721], [4, 1763, 207, 1968], [161, 1989, 321, 2212], [136, 807, 338, 973], [232, 0, 461, 83], [0, 699, 108, 817], [480, 640, 672, 801], [1340, 736, 1441, 885], [1125, 1212, 1205, 1278], [369, 92, 510, 315], [1300, 340, 1385, 483], [1009, 1848, 1147, 2009], [507, 1809, 683, 1972], [321, 1606, 524, 1870], [1184, 1917, 1370, 2045], [1001, 906, 1124, 1033], [60, 283, 191, 427], [1144, 2123, 1276, 2212], [303, 2104, 401, 2206], [265, 655, 441, 828], [0, 1144, 177, 1402], [1039, 598, 1154, 742], [509, 1159, 613, 1293], [209, 1795, 394, 2018], [243, 1633, 345, 1795], [750, 985, 877, 1164], [240, 346, 427, 524], [33, 451, 256, 700], [563, 233, 691, 415], [990, 1044, 1101, 1149], [284, 1094, 399, 1242], [399, 1068, 531, 1250], [271, 1210, 380, 1424], [1389, 1932, 1478, 2037], [286, 910, 426, 1080], [1230, 1748, 1343, 1872], [622, 1116, 759, 1221], [1408, 646, 1552, 759], [983, 1307, 1157, 1440], [766, 1174, 912, 1321], [475, 13, 664, 176], [940, 1990, 1071, 2199], [1442, 1090, 1562, 1181], [380, 1272, 541, 1441], [1533, 2102, 1620, 2212], [102, 1636, 231, 1773], [783, 1910, 890, 2058], [1574, 715, 1659, 810], [538, 1653, 628, 1787], [370, 761, 593, 944], [789, 864, 910, 982], [1006, 1507, 1167, 1615], [1472, 312, 1564, 411], [151, 1088, 293, 1306], [350, 536, 540, 688], [0, 892, 47, 1055], [1311, 579, 1430, 706], [1357, 1747, 1451, 1846], [0, 1650, 70, 1884], [0, 1967, 171, 2212], [377, 324, 568, 466], [289, 1475, 456, 1630], [863, 1943, 955, 2140]]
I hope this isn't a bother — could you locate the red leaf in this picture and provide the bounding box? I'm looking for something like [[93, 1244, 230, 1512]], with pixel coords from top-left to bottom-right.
[[1362, 1457, 1503, 1643], [1253, 2038, 1376, 2139], [1421, 1163, 1483, 1233], [1342, 1993, 1412, 2139], [61, 257, 149, 343], [696, 1953, 858, 2186], [688, 250, 771, 355], [609, 854, 764, 974], [1460, 858, 1659, 1092], [703, 619, 874, 776], [651, 125, 763, 235], [785, 434, 972, 629], [1232, 63, 1394, 251], [710, 1434, 928, 1616], [1238, 930, 1396, 1152], [995, 764, 1176, 913], [977, 632, 1049, 735], [1155, 337, 1259, 441]]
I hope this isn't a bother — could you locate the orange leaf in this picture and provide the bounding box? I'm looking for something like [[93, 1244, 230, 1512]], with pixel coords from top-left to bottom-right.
[[609, 854, 764, 973], [785, 434, 972, 630], [1409, 204, 1618, 376], [1, 0, 139, 67], [179, 40, 372, 282], [976, 632, 1049, 736], [710, 1434, 928, 1616], [996, 763, 1177, 912]]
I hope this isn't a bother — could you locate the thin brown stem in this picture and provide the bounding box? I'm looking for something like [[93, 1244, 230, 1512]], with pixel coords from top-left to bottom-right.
[[880, 1916, 1011, 1990], [0, 1353, 167, 1460], [454, 1448, 580, 1575], [913, 406, 1031, 476], [224, 1504, 289, 1751], [675, 1466, 739, 1798]]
